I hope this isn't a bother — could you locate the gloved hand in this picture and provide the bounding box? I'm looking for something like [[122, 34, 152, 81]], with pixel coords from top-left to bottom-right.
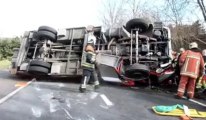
[[90, 55, 96, 63], [86, 53, 96, 64]]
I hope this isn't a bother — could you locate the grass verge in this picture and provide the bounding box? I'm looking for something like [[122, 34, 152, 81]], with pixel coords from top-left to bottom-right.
[[0, 59, 10, 69]]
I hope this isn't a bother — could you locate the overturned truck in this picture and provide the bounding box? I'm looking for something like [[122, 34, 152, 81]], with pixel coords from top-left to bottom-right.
[[10, 18, 173, 84]]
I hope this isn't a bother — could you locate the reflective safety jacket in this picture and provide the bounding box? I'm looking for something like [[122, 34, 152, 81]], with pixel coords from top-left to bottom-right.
[[196, 63, 206, 89], [81, 51, 96, 69], [179, 50, 205, 79], [196, 75, 206, 89]]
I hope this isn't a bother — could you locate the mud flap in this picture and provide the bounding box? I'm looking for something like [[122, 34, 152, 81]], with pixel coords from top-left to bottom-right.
[[97, 64, 121, 83]]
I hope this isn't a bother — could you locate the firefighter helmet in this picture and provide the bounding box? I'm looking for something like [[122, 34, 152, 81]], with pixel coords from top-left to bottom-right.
[[87, 35, 96, 45], [189, 42, 198, 49], [202, 49, 206, 56], [179, 48, 185, 53]]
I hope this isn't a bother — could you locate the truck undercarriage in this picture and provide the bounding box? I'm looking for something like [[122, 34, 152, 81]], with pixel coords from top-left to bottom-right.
[[11, 18, 175, 86]]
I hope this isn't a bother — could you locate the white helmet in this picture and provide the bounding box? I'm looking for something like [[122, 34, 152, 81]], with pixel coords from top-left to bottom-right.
[[86, 25, 94, 32], [179, 48, 185, 53], [189, 42, 198, 49], [87, 35, 96, 45], [202, 49, 206, 56]]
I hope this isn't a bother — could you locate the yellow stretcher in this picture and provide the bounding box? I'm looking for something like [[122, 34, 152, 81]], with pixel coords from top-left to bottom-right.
[[152, 106, 206, 118]]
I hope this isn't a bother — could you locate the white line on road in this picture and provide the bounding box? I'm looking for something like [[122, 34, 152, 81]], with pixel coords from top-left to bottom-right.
[[100, 94, 113, 106], [0, 78, 35, 105], [183, 96, 206, 107]]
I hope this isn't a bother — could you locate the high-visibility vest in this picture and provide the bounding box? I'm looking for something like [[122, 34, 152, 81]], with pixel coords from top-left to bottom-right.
[[81, 51, 96, 69], [196, 63, 206, 89]]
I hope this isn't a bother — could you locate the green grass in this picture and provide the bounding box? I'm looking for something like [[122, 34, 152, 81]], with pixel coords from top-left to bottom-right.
[[0, 59, 11, 69]]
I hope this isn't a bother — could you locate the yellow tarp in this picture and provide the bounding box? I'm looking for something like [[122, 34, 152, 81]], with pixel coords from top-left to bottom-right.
[[152, 106, 206, 118]]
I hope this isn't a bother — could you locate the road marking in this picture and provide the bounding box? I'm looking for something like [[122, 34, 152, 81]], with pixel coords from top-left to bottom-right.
[[100, 94, 113, 106], [183, 96, 206, 107], [0, 78, 35, 105], [15, 82, 28, 87]]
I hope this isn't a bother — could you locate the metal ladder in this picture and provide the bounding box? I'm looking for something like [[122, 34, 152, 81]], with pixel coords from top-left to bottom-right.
[[65, 29, 81, 74], [130, 29, 139, 65]]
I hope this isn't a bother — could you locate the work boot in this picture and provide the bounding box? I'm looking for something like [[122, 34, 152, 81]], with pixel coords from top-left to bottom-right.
[[93, 81, 100, 89], [79, 84, 86, 93], [174, 94, 183, 99]]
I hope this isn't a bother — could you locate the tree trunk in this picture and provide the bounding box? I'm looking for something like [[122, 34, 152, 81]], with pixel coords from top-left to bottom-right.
[[197, 0, 206, 21]]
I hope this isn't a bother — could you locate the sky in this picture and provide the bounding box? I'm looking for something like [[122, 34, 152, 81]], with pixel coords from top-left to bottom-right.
[[0, 0, 205, 37], [0, 0, 102, 37]]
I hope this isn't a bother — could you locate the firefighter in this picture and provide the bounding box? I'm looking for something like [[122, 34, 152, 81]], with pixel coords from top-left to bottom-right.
[[196, 49, 206, 89], [176, 42, 205, 99], [175, 48, 185, 80], [79, 35, 100, 93]]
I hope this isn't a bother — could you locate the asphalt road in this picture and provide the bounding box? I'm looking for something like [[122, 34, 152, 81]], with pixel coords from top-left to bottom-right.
[[0, 70, 205, 120], [0, 69, 31, 98]]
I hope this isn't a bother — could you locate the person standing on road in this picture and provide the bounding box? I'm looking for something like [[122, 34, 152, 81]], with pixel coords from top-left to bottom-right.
[[176, 42, 205, 99], [79, 30, 100, 93], [196, 49, 206, 90], [175, 48, 185, 80]]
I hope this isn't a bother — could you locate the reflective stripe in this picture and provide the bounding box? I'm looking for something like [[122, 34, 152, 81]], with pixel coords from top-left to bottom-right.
[[83, 76, 87, 86], [81, 51, 95, 68], [195, 60, 200, 75], [178, 89, 185, 93], [82, 62, 94, 68], [187, 55, 200, 60], [187, 91, 193, 94], [183, 58, 189, 72], [181, 73, 197, 78]]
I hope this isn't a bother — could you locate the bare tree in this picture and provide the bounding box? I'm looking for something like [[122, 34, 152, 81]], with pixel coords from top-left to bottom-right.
[[161, 0, 190, 25], [101, 0, 127, 28], [125, 0, 161, 22], [100, 0, 161, 29], [197, 0, 206, 21], [125, 0, 145, 18]]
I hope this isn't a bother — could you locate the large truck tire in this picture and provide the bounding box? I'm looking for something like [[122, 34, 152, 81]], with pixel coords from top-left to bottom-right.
[[38, 26, 57, 34], [30, 60, 51, 69], [105, 28, 121, 38], [125, 63, 150, 80], [30, 31, 39, 44], [126, 18, 149, 33], [28, 66, 49, 75], [37, 30, 57, 42]]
